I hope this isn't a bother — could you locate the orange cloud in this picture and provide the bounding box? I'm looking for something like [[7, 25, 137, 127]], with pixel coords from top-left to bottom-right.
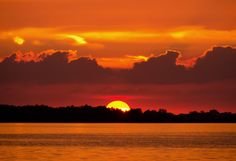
[[8, 50, 78, 63], [58, 34, 87, 45], [2, 27, 236, 45], [79, 31, 160, 42], [1, 27, 236, 69]]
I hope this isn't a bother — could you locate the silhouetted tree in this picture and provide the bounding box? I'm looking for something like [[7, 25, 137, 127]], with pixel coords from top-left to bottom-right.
[[0, 104, 235, 123]]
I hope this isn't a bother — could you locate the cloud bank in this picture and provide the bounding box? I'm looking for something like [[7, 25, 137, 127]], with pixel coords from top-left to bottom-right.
[[1, 46, 236, 84]]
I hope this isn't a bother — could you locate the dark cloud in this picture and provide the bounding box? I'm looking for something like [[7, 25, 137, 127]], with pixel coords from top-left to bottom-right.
[[124, 51, 189, 83], [0, 46, 236, 84], [0, 51, 111, 84], [192, 47, 236, 82], [124, 46, 236, 83]]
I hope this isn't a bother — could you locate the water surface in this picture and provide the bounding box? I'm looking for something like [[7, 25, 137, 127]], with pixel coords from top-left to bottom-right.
[[0, 123, 235, 161]]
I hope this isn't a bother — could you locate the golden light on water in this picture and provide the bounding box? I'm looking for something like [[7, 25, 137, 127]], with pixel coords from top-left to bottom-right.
[[106, 100, 131, 112]]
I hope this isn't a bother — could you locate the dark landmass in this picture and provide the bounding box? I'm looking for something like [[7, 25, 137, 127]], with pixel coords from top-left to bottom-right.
[[0, 104, 235, 123]]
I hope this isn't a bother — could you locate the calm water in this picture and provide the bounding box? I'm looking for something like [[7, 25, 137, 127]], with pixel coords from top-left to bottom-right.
[[0, 123, 235, 161]]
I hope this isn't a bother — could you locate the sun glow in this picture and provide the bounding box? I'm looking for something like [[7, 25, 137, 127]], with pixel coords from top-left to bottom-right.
[[13, 36, 25, 45], [170, 31, 187, 39], [106, 100, 131, 112], [80, 31, 160, 42]]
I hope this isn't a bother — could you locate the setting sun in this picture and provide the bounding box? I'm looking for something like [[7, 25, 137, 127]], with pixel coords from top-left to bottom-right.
[[107, 100, 131, 112]]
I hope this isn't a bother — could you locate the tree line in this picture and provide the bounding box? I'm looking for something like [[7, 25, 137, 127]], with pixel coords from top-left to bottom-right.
[[0, 104, 235, 123]]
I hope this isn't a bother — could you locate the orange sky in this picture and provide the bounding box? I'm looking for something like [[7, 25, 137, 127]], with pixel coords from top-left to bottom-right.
[[0, 0, 236, 68], [1, 0, 236, 113]]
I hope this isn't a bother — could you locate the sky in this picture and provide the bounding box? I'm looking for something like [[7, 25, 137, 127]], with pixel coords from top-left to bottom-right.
[[0, 0, 236, 113]]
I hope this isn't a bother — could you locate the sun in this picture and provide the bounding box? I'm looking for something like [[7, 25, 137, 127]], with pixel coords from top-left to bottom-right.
[[106, 100, 131, 112]]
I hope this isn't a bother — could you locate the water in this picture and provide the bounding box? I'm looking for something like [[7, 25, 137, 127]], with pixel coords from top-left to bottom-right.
[[0, 123, 235, 161]]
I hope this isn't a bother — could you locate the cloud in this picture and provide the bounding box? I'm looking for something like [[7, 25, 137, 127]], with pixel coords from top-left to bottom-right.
[[192, 47, 236, 82], [0, 50, 111, 84], [0, 46, 236, 84], [124, 51, 188, 83], [125, 46, 236, 83], [58, 34, 87, 46]]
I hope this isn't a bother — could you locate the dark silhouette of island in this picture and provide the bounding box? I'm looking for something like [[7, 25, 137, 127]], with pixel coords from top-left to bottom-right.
[[0, 104, 235, 123]]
